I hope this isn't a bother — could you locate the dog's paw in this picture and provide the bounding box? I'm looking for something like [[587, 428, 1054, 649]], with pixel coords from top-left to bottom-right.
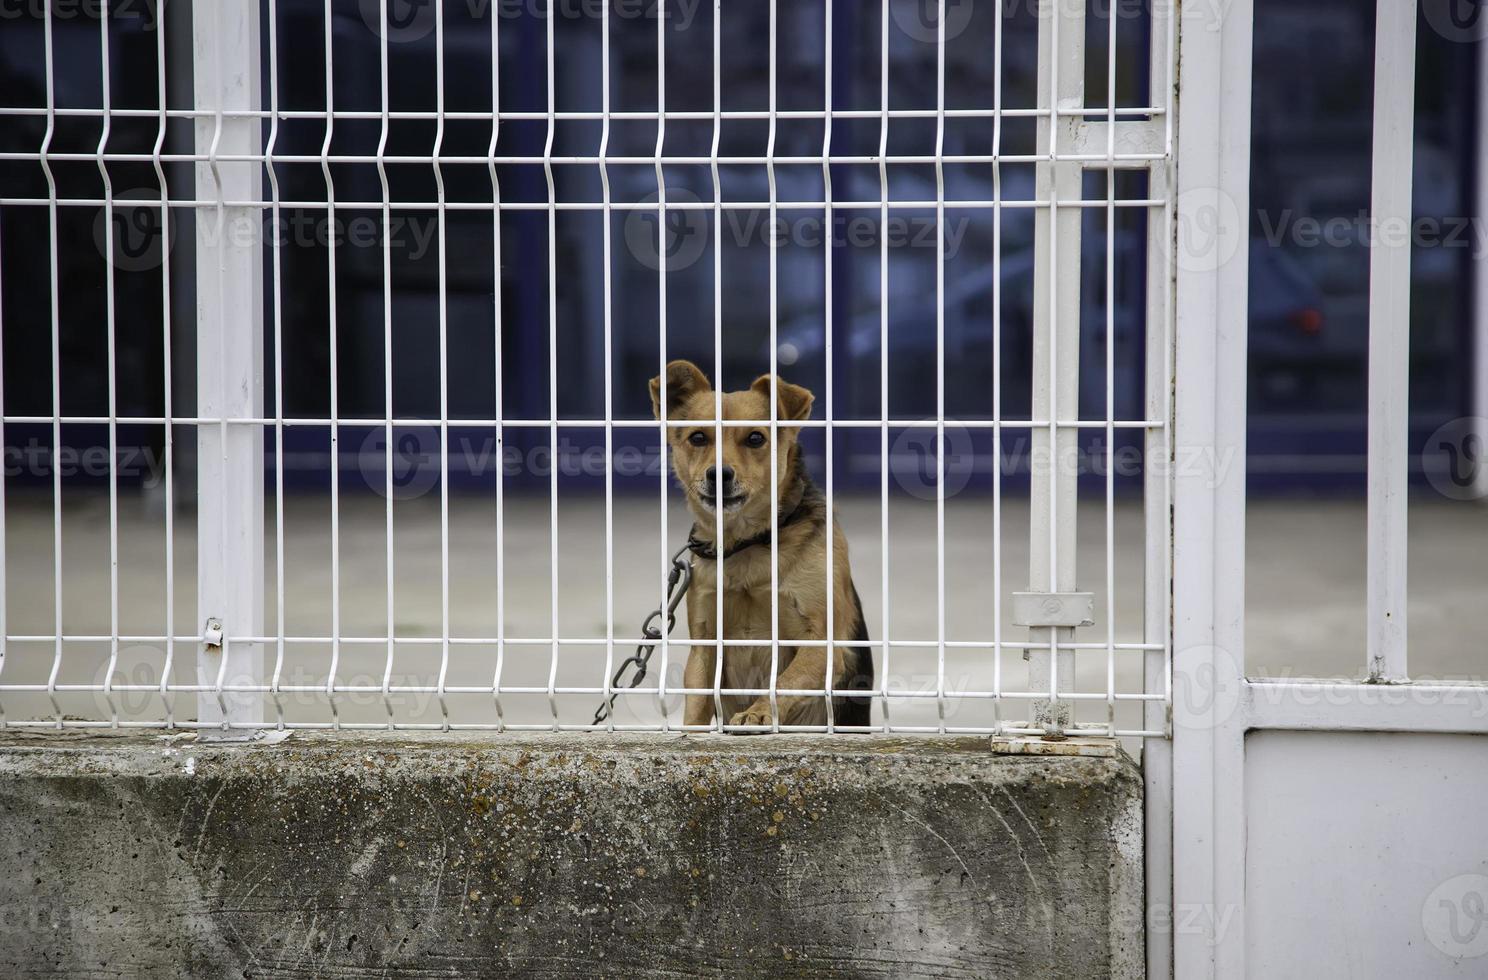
[[726, 703, 775, 733]]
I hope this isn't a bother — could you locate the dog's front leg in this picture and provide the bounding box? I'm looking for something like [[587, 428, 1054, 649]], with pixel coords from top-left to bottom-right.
[[728, 645, 839, 730], [682, 644, 718, 729]]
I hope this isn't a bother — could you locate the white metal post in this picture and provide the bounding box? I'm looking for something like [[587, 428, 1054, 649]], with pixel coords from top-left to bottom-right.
[[1145, 5, 1177, 976], [1171, 0, 1254, 975], [1027, 0, 1086, 734], [1365, 0, 1417, 683], [195, 0, 264, 733]]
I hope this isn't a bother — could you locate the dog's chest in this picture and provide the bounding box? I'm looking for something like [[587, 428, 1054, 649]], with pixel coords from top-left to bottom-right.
[[691, 580, 777, 639]]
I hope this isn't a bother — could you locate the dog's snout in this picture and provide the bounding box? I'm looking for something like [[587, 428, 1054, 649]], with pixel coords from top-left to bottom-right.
[[704, 465, 736, 489]]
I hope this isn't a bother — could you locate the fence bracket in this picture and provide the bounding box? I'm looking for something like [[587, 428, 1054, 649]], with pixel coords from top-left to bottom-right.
[[1011, 592, 1095, 629]]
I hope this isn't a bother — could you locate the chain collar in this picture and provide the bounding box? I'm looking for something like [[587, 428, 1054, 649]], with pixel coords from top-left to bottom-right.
[[685, 496, 806, 561]]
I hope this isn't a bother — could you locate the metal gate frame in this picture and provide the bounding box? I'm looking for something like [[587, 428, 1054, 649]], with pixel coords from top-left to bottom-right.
[[1169, 1, 1488, 976]]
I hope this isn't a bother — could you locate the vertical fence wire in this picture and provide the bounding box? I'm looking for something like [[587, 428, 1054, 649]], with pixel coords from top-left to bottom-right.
[[823, 0, 836, 732], [320, 0, 342, 728], [43, 1, 63, 727], [1105, 0, 1119, 735], [877, 0, 892, 732], [154, 0, 176, 728], [489, 1, 507, 731], [710, 0, 726, 732], [267, 0, 287, 728], [376, 0, 395, 729]]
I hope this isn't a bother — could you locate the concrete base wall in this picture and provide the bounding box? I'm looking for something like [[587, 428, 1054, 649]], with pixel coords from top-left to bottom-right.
[[0, 732, 1142, 979]]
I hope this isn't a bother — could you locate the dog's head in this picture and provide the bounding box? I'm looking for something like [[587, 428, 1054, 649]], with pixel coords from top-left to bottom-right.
[[649, 359, 813, 533]]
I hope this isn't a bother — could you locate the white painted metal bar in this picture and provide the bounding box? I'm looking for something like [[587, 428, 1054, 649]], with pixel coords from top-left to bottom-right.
[[878, 0, 892, 730], [265, 0, 286, 729], [155, 0, 177, 728], [375, 0, 395, 729], [98, 0, 122, 727], [193, 0, 264, 735], [1144, 4, 1178, 979], [601, 1, 617, 731], [1103, 0, 1118, 737], [654, 0, 673, 730], [546, 0, 562, 730], [321, 0, 342, 729], [3, 634, 1162, 651], [1365, 0, 1417, 683], [0, 106, 1168, 122], [990, 0, 1005, 736], [766, 0, 780, 734], [0, 196, 1166, 212], [1245, 680, 1488, 734], [0, 415, 1165, 429], [489, 5, 507, 731], [711, 0, 726, 733], [935, 0, 948, 734], [435, 0, 453, 731], [41, 1, 63, 727], [1171, 0, 1254, 974], [823, 0, 836, 732], [1028, 0, 1086, 734]]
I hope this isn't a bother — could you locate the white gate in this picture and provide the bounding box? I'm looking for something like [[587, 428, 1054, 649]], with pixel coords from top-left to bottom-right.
[[1169, 1, 1488, 977]]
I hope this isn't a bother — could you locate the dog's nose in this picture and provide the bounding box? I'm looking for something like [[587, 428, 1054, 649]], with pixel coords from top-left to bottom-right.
[[705, 465, 735, 489]]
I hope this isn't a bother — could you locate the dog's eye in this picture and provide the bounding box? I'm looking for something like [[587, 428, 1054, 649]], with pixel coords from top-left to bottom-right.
[[687, 431, 709, 447], [744, 431, 767, 448]]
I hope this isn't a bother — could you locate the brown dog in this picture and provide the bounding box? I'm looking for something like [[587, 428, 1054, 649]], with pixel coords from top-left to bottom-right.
[[649, 360, 873, 731]]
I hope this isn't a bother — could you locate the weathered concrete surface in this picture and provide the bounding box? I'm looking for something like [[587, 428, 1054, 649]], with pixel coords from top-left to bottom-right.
[[0, 732, 1142, 979]]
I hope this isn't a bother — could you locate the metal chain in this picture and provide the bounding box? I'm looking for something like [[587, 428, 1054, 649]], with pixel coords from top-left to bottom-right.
[[593, 542, 694, 726]]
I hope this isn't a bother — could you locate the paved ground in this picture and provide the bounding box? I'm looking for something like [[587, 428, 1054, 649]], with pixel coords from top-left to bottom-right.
[[2, 489, 1484, 738]]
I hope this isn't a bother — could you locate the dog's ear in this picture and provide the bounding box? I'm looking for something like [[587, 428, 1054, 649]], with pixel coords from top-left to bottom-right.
[[649, 360, 711, 420], [750, 374, 814, 422]]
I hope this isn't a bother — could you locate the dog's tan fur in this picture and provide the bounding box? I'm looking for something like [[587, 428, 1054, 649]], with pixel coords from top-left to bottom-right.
[[650, 360, 872, 730]]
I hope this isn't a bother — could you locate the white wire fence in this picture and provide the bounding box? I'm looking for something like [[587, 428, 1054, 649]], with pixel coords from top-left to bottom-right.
[[0, 0, 1174, 738]]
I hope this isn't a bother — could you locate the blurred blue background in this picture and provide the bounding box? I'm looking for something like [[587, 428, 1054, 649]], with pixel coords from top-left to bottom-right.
[[0, 0, 1481, 496]]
